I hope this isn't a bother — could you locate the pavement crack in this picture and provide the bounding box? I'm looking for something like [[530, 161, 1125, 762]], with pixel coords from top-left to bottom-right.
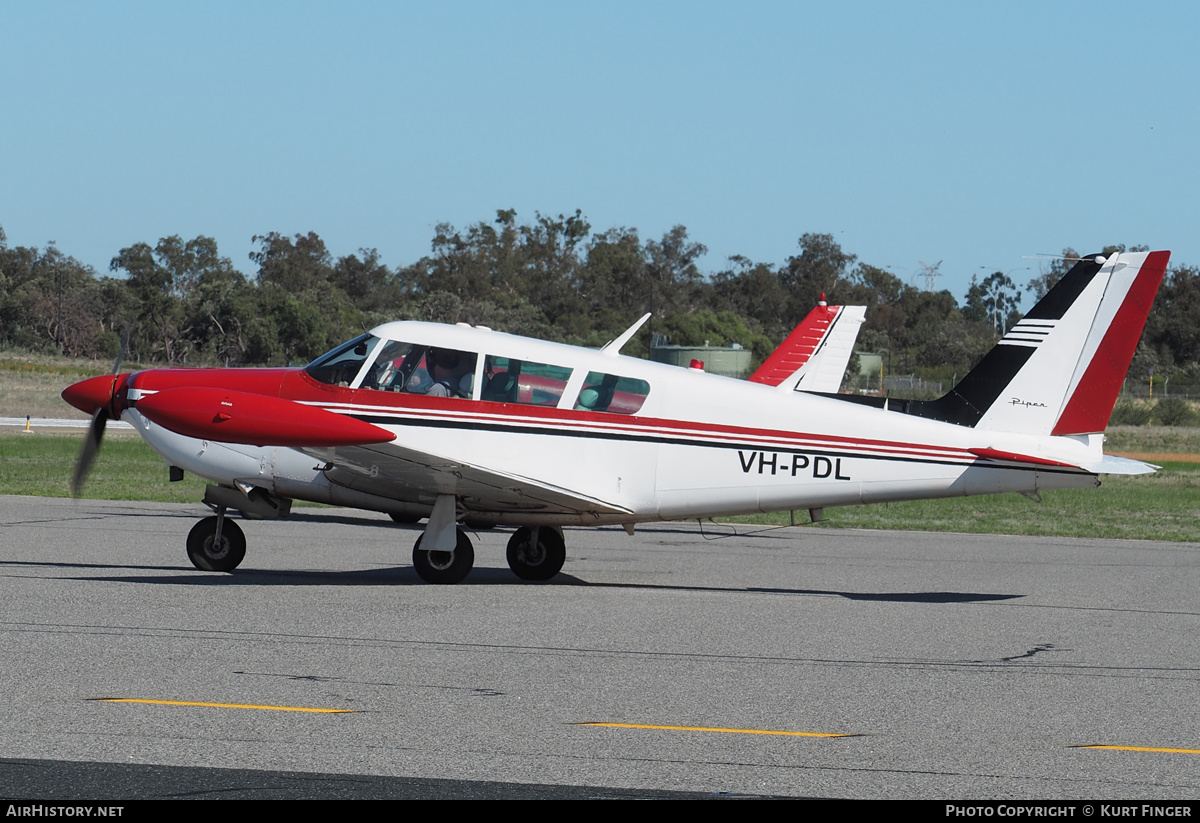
[[999, 643, 1058, 663]]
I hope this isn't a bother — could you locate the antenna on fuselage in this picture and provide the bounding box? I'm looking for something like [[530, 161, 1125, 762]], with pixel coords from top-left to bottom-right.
[[601, 313, 652, 357]]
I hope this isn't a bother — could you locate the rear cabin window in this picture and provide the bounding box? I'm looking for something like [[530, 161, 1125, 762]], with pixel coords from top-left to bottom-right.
[[482, 356, 572, 407], [574, 372, 650, 415]]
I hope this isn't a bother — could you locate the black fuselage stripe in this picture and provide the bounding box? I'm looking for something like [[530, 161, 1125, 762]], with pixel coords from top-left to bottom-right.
[[350, 413, 1090, 476]]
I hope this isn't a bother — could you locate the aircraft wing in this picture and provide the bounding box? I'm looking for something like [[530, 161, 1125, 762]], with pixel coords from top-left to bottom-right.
[[750, 304, 867, 393], [306, 441, 634, 517], [131, 386, 631, 515]]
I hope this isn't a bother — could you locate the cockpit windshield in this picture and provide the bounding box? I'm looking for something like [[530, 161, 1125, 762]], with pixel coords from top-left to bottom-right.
[[304, 334, 379, 387]]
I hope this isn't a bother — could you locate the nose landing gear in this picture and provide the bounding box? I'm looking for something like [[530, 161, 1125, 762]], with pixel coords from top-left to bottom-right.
[[186, 510, 246, 572]]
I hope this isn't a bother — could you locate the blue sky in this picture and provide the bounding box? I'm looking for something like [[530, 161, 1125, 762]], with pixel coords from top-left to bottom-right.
[[3, 1, 1196, 307]]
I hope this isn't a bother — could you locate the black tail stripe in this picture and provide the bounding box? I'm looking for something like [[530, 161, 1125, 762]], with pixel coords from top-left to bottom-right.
[[1024, 256, 1104, 321], [911, 345, 1036, 425]]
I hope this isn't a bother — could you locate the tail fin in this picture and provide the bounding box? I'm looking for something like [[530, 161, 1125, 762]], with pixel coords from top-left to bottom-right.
[[750, 299, 867, 393], [1049, 250, 1170, 434], [832, 250, 1170, 434], [930, 250, 1170, 433]]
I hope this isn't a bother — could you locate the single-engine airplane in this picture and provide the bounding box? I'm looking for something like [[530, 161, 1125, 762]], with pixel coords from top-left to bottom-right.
[[62, 250, 1170, 584]]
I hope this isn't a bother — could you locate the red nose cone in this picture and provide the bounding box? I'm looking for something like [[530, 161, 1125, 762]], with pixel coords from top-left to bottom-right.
[[62, 375, 117, 416]]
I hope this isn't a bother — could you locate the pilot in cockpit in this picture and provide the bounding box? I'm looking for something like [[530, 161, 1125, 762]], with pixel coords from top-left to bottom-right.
[[410, 348, 475, 398]]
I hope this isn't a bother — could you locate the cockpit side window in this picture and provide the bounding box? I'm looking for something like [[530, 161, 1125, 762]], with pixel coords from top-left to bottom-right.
[[362, 341, 478, 399], [573, 372, 650, 414], [305, 334, 378, 387], [362, 340, 418, 391]]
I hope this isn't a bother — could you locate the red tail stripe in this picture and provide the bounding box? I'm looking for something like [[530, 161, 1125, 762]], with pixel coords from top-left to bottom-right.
[[1052, 251, 1170, 435]]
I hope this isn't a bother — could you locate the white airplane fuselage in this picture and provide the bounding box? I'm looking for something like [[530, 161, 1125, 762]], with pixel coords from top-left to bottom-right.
[[63, 249, 1169, 583], [121, 319, 1103, 528]]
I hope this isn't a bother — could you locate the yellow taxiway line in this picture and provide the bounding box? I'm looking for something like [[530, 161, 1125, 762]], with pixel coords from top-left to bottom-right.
[[1078, 744, 1200, 755], [94, 698, 354, 714], [578, 722, 850, 738]]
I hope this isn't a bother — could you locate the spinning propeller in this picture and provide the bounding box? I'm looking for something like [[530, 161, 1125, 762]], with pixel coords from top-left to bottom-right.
[[62, 331, 129, 497]]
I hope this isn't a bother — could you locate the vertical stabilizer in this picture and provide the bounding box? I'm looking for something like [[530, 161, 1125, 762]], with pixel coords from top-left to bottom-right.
[[1051, 250, 1171, 434], [750, 301, 866, 393], [836, 250, 1171, 435], [952, 250, 1168, 434]]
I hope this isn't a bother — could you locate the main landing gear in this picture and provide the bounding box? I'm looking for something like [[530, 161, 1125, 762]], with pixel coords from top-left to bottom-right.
[[506, 526, 566, 581], [186, 510, 246, 572], [412, 529, 475, 584], [407, 524, 567, 584]]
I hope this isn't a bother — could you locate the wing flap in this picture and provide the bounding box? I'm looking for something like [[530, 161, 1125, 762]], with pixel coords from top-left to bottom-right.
[[312, 442, 633, 516]]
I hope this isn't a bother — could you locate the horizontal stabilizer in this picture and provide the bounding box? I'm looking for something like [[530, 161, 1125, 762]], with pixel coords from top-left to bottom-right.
[[968, 447, 1078, 469], [1080, 454, 1159, 476], [969, 447, 1157, 476]]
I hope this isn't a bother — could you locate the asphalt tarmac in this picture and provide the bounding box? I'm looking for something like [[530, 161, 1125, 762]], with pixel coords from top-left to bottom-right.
[[1, 495, 1198, 799]]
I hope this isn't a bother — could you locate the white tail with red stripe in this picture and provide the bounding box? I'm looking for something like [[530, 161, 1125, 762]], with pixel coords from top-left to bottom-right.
[[973, 250, 1170, 435]]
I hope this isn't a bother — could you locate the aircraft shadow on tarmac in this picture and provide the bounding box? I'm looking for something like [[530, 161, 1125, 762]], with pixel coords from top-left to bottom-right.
[[0, 558, 1022, 602]]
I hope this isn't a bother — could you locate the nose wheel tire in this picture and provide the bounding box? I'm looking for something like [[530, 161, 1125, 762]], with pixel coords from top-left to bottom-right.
[[506, 526, 565, 581], [412, 529, 475, 584], [187, 516, 246, 572]]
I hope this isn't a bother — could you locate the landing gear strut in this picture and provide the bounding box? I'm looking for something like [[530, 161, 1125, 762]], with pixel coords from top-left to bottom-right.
[[506, 526, 565, 581], [186, 509, 246, 571], [412, 529, 475, 584]]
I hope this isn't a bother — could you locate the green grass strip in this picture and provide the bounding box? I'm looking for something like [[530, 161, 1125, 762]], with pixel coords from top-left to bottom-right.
[[3, 432, 1197, 542]]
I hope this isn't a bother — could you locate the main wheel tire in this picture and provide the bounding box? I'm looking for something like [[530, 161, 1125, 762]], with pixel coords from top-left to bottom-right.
[[506, 526, 565, 581], [412, 529, 474, 584], [186, 516, 246, 572], [389, 511, 423, 524]]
